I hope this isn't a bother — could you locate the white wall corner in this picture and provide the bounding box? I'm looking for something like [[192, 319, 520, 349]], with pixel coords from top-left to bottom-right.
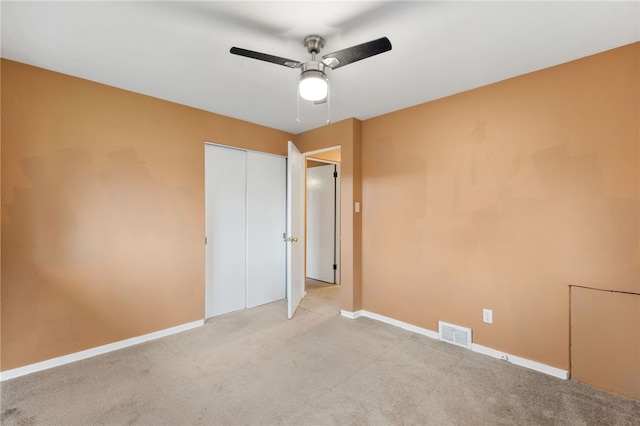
[[0, 319, 205, 382]]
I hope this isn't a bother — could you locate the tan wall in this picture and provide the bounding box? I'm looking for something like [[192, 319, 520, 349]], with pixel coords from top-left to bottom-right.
[[294, 120, 362, 311], [361, 43, 639, 371], [571, 286, 639, 399], [1, 59, 291, 371]]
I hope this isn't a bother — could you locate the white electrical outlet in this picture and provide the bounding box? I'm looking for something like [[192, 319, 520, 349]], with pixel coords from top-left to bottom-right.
[[483, 308, 493, 324]]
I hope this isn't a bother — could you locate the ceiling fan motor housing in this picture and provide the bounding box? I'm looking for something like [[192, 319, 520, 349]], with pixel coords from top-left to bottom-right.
[[300, 61, 327, 75]]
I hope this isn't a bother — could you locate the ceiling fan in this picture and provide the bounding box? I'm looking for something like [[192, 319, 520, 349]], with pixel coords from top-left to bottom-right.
[[230, 35, 392, 102]]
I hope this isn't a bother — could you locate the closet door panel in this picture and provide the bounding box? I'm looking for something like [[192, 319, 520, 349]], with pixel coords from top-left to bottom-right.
[[205, 145, 247, 318], [246, 152, 286, 308]]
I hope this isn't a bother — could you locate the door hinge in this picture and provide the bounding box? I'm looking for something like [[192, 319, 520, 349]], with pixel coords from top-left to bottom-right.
[[205, 237, 207, 245], [333, 264, 337, 270], [333, 171, 338, 178]]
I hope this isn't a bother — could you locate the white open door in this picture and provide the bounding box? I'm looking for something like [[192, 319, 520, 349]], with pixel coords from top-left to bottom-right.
[[306, 164, 336, 283], [287, 141, 305, 318]]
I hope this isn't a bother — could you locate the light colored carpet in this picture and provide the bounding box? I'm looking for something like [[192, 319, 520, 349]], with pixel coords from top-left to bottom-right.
[[1, 284, 638, 425]]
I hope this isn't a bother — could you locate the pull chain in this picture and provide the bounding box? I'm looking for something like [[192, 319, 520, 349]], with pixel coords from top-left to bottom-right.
[[326, 79, 331, 124], [296, 84, 301, 123]]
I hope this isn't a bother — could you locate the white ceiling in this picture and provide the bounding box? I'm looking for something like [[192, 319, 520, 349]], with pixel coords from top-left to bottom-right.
[[2, 1, 639, 134]]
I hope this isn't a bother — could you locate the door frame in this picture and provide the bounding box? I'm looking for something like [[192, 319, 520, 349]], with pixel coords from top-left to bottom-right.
[[303, 146, 342, 285]]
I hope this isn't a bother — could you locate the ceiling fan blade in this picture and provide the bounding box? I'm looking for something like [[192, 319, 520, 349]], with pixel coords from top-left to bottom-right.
[[230, 47, 301, 68], [322, 37, 391, 70]]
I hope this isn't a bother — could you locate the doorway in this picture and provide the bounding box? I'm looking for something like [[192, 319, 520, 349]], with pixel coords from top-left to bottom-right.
[[305, 148, 341, 287]]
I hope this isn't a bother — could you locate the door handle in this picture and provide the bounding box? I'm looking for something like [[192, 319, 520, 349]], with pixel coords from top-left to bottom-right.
[[283, 233, 299, 243]]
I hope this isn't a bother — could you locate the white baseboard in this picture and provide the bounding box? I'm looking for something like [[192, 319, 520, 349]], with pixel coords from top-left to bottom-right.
[[340, 309, 364, 319], [0, 319, 205, 381], [357, 310, 440, 340], [342, 309, 569, 380], [472, 343, 569, 379]]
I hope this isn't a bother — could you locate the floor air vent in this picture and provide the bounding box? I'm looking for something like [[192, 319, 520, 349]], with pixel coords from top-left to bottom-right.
[[438, 321, 472, 349]]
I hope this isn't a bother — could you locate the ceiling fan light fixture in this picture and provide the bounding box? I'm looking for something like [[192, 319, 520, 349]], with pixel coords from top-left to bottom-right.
[[299, 69, 328, 102], [231, 35, 392, 109]]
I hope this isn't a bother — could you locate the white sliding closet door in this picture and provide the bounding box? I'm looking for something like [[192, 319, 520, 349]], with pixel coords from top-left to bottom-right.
[[205, 145, 247, 318], [205, 144, 286, 319], [247, 152, 286, 308]]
